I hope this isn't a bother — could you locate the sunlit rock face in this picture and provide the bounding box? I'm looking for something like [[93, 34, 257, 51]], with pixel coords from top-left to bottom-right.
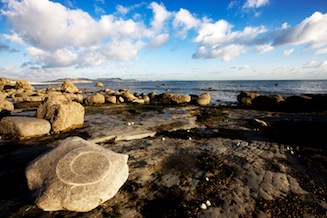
[[25, 137, 129, 212]]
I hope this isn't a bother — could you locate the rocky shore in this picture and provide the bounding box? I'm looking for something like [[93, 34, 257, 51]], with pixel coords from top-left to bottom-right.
[[0, 79, 326, 217]]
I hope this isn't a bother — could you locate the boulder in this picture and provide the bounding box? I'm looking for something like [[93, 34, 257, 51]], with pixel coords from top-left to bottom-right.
[[0, 78, 15, 90], [142, 94, 150, 104], [25, 137, 129, 212], [122, 92, 136, 102], [158, 92, 191, 104], [36, 97, 85, 133], [0, 93, 14, 112], [197, 93, 211, 106], [0, 116, 51, 138], [252, 95, 285, 111], [105, 95, 117, 104], [118, 96, 125, 103], [237, 91, 260, 106], [60, 81, 79, 93], [95, 82, 104, 87], [132, 98, 145, 104], [15, 80, 35, 91], [148, 92, 157, 101], [171, 93, 191, 104], [285, 95, 313, 112], [84, 93, 105, 105]]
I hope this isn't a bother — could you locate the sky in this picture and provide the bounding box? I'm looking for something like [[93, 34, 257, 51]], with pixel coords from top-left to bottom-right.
[[0, 0, 327, 81]]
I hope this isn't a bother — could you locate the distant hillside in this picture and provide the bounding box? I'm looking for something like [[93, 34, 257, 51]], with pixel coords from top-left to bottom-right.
[[47, 78, 93, 83]]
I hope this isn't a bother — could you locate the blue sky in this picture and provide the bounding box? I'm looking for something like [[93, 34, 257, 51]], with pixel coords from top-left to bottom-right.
[[0, 0, 327, 81]]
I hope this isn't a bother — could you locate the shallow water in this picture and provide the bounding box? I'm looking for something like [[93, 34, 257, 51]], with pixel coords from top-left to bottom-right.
[[34, 80, 327, 105]]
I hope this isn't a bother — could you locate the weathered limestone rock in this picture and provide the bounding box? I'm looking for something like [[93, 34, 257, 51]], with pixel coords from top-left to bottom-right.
[[158, 92, 191, 104], [197, 92, 211, 106], [122, 92, 136, 102], [60, 81, 79, 93], [148, 92, 157, 101], [15, 80, 35, 91], [237, 91, 260, 106], [132, 98, 145, 104], [252, 94, 285, 111], [84, 93, 105, 105], [12, 96, 45, 103], [36, 97, 85, 133], [142, 94, 150, 104], [25, 137, 129, 212], [95, 82, 104, 87], [171, 93, 191, 104], [0, 116, 51, 138], [105, 95, 117, 104], [0, 93, 14, 112]]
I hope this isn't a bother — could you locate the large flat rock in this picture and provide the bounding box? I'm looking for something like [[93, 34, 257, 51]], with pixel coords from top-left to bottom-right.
[[25, 136, 129, 212], [0, 116, 51, 138]]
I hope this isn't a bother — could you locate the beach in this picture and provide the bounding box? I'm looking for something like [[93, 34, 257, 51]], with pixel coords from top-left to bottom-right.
[[0, 79, 327, 217]]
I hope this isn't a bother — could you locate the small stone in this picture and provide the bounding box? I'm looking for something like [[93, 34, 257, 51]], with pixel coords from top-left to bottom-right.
[[205, 177, 209, 182], [162, 137, 165, 141], [188, 137, 192, 140], [205, 200, 211, 207], [199, 203, 207, 210]]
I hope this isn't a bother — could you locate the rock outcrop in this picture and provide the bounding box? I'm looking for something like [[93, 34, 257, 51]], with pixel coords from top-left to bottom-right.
[[0, 93, 14, 112], [237, 91, 260, 106], [252, 94, 285, 111], [197, 93, 211, 106], [95, 82, 104, 87], [60, 81, 79, 94], [84, 93, 105, 105], [15, 80, 35, 91], [0, 116, 51, 138], [25, 137, 129, 212], [157, 92, 191, 104], [36, 97, 85, 133]]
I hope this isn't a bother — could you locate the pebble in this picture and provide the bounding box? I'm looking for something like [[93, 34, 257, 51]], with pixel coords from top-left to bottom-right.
[[199, 203, 207, 210], [188, 137, 192, 140], [205, 200, 211, 207], [162, 137, 165, 141]]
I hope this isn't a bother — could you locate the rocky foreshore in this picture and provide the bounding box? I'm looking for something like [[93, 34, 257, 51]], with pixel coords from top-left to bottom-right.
[[0, 79, 326, 217]]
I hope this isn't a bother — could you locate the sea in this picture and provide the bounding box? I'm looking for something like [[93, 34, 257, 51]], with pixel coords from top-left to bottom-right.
[[34, 80, 327, 105]]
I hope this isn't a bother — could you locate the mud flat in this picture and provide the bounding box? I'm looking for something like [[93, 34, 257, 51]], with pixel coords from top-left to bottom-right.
[[0, 103, 326, 217]]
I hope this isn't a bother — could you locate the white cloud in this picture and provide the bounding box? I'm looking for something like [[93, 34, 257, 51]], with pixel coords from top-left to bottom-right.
[[149, 2, 171, 32], [116, 5, 129, 15], [194, 44, 246, 61], [273, 12, 327, 50], [1, 0, 155, 69], [315, 47, 327, 54], [173, 8, 200, 38], [244, 0, 270, 9], [194, 19, 233, 45], [283, 48, 294, 56], [231, 65, 251, 70], [256, 44, 274, 53], [192, 18, 266, 60], [149, 34, 170, 48], [281, 22, 290, 29]]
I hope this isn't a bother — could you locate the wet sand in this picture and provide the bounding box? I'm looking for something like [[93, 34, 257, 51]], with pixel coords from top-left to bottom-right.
[[0, 104, 326, 217]]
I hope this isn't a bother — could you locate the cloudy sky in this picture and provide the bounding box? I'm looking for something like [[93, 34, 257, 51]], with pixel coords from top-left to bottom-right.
[[0, 0, 327, 81]]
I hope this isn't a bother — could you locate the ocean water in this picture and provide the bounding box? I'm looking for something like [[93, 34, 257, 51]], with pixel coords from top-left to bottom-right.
[[35, 80, 327, 105]]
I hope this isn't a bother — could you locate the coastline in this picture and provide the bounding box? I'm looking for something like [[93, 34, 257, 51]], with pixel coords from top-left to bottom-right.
[[0, 79, 326, 217]]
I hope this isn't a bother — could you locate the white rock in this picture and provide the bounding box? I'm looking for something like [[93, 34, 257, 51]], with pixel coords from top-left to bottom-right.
[[199, 203, 207, 210], [205, 200, 211, 207], [25, 137, 129, 212]]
